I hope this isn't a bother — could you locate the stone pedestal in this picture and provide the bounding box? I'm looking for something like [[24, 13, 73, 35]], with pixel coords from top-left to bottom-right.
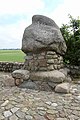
[[23, 51, 64, 71], [12, 15, 70, 93]]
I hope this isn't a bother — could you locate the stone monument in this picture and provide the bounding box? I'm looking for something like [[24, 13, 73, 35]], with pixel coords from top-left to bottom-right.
[[12, 15, 71, 92]]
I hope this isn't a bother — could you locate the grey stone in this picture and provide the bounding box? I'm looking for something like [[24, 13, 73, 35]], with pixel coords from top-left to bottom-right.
[[4, 110, 12, 117], [1, 100, 9, 107], [0, 113, 4, 119], [11, 107, 20, 113], [25, 115, 33, 120], [16, 111, 25, 119], [30, 70, 66, 83], [19, 80, 38, 89], [3, 75, 15, 87], [9, 114, 18, 120], [22, 15, 67, 55], [59, 68, 70, 76], [56, 118, 67, 120], [51, 103, 58, 107], [12, 69, 30, 80], [48, 82, 57, 89], [55, 82, 70, 93]]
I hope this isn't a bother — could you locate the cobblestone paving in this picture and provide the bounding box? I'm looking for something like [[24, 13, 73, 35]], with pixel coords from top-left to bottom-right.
[[0, 72, 80, 120]]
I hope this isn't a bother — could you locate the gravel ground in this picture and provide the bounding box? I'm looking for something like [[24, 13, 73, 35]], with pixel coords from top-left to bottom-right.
[[0, 72, 80, 120]]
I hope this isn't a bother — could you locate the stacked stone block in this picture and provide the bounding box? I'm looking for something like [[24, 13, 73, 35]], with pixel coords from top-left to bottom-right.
[[23, 51, 64, 71]]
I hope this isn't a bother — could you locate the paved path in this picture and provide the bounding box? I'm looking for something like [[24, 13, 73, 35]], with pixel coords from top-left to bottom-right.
[[0, 72, 80, 120]]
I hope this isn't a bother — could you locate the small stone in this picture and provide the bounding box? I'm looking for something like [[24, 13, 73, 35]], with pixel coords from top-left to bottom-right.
[[11, 107, 20, 113], [47, 59, 55, 64], [0, 113, 5, 119], [9, 114, 18, 120], [37, 107, 47, 111], [44, 113, 55, 120], [15, 78, 23, 86], [54, 65, 58, 69], [45, 101, 52, 105], [51, 103, 58, 107], [21, 108, 28, 112], [56, 118, 67, 120], [47, 51, 56, 55], [25, 115, 33, 120], [47, 110, 58, 114], [34, 115, 46, 120], [1, 100, 9, 107], [76, 95, 80, 100], [38, 110, 46, 116], [55, 83, 70, 93], [16, 111, 25, 118], [47, 65, 54, 70], [4, 110, 12, 117]]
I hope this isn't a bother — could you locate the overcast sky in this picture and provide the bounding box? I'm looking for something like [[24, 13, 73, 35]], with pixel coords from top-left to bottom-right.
[[0, 0, 80, 49]]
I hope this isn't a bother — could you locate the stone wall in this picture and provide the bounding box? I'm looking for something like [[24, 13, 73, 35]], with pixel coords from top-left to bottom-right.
[[24, 51, 64, 71], [0, 62, 24, 72]]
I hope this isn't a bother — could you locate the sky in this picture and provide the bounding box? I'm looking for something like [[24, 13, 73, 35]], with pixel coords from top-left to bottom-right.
[[0, 0, 80, 49]]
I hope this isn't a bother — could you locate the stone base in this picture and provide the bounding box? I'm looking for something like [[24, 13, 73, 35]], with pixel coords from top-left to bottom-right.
[[23, 51, 64, 71], [12, 68, 72, 93], [30, 70, 66, 83]]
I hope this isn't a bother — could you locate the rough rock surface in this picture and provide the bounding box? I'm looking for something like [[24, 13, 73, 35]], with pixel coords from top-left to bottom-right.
[[30, 70, 66, 83], [55, 82, 71, 93], [22, 15, 67, 55], [12, 69, 30, 80]]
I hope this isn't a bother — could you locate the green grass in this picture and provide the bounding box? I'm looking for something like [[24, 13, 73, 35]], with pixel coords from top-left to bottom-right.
[[0, 50, 25, 62]]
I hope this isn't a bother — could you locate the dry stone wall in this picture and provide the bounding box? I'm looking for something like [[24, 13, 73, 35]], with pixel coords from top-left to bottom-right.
[[23, 51, 64, 71], [0, 62, 24, 72]]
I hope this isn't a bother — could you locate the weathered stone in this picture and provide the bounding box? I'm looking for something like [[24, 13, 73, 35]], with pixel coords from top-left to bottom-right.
[[38, 59, 47, 67], [1, 100, 9, 107], [48, 82, 57, 89], [30, 70, 66, 83], [3, 75, 15, 87], [22, 15, 67, 55], [47, 59, 55, 64], [47, 65, 54, 70], [19, 80, 38, 89], [15, 78, 23, 86], [11, 107, 20, 113], [9, 114, 18, 120], [56, 118, 67, 120], [59, 68, 70, 76], [16, 111, 25, 119], [55, 82, 70, 93], [12, 69, 30, 80], [47, 109, 58, 114], [47, 51, 56, 55], [25, 115, 33, 120], [4, 110, 12, 117]]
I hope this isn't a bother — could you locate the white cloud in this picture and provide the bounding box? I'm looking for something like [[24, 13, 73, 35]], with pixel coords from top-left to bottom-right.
[[49, 0, 80, 26], [0, 0, 44, 15], [0, 19, 31, 48]]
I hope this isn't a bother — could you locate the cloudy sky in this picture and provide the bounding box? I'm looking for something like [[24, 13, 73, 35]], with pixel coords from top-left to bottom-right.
[[0, 0, 80, 49]]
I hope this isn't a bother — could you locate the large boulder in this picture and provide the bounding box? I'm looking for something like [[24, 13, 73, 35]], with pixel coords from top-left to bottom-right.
[[22, 15, 67, 55], [30, 70, 66, 83]]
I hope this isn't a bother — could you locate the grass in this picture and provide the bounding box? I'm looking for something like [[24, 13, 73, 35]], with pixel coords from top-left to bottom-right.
[[0, 49, 25, 62]]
